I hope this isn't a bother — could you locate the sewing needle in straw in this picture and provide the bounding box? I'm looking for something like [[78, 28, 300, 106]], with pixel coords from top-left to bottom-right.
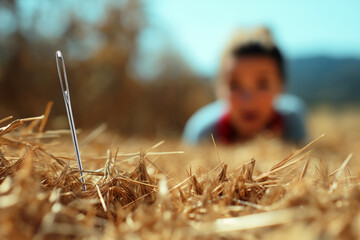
[[55, 50, 86, 191]]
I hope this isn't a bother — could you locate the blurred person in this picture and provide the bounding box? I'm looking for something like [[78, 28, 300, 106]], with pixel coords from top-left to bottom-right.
[[183, 27, 306, 144]]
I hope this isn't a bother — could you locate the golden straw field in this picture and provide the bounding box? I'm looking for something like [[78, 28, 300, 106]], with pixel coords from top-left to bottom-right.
[[0, 107, 360, 240]]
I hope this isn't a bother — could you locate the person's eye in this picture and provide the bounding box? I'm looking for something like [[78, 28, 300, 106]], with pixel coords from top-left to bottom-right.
[[257, 78, 271, 91], [230, 79, 240, 92]]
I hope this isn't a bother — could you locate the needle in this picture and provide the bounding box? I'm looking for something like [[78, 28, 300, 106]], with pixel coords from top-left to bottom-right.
[[55, 50, 86, 191]]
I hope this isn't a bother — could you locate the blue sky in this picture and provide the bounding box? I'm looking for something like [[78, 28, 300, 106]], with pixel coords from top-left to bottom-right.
[[1, 0, 359, 77], [142, 0, 360, 76]]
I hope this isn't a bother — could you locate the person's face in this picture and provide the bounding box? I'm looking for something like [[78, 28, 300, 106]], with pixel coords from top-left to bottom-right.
[[226, 56, 283, 138]]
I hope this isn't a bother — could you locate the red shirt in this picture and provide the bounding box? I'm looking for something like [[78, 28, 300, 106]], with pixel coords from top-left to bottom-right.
[[216, 111, 284, 144]]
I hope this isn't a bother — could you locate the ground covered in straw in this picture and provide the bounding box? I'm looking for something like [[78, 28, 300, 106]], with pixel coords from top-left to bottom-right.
[[0, 109, 360, 240]]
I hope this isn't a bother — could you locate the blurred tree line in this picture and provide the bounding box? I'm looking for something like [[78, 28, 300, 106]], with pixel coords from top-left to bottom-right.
[[0, 0, 214, 137]]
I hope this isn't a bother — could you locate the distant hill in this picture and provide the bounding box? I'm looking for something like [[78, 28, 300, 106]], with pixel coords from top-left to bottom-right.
[[287, 57, 360, 104]]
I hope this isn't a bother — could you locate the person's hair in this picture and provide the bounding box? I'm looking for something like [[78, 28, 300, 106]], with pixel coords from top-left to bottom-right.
[[216, 27, 285, 98]]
